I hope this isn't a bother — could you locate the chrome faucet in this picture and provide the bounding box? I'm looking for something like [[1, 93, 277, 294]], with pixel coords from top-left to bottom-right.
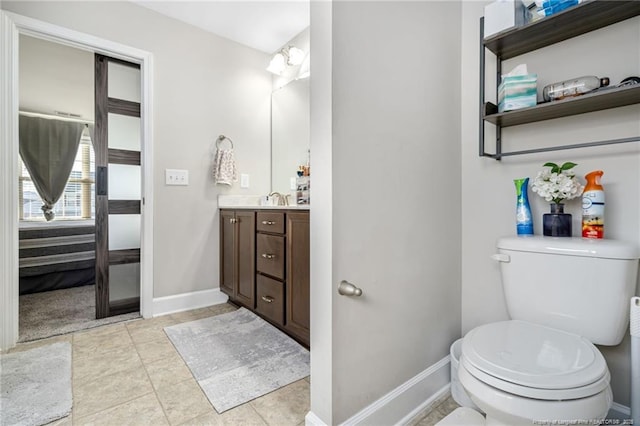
[[268, 192, 289, 206]]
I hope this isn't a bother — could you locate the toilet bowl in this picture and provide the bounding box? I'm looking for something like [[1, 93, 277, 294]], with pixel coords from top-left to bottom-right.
[[458, 320, 613, 426]]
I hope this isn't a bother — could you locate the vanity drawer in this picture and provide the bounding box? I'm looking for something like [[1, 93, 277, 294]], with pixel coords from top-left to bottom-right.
[[255, 275, 285, 326], [256, 234, 285, 279], [257, 212, 285, 234]]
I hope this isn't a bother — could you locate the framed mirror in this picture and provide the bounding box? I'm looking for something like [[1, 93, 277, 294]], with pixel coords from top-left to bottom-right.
[[270, 78, 310, 195]]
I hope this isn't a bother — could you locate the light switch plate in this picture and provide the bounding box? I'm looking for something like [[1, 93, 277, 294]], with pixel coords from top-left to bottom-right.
[[290, 177, 297, 190], [240, 173, 250, 188], [166, 169, 189, 186]]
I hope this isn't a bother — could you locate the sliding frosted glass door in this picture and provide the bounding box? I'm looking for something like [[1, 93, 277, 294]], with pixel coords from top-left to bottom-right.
[[94, 55, 142, 318]]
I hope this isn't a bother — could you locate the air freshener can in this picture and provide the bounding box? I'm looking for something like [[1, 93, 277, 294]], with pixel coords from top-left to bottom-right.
[[582, 170, 605, 239]]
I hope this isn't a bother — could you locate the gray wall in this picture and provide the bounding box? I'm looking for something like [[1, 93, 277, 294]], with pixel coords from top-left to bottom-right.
[[2, 1, 273, 299], [311, 1, 462, 423], [461, 1, 640, 407]]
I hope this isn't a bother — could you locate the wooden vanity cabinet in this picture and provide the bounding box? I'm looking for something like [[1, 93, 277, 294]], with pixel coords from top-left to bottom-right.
[[285, 212, 310, 344], [220, 210, 256, 308], [219, 208, 310, 346]]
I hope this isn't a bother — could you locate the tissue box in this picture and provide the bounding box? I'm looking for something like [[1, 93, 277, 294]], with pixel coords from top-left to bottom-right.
[[484, 0, 527, 38], [498, 74, 537, 112]]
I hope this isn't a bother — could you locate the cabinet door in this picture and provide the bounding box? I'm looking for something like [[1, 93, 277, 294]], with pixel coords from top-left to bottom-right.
[[235, 210, 256, 308], [219, 210, 236, 297], [286, 212, 310, 344]]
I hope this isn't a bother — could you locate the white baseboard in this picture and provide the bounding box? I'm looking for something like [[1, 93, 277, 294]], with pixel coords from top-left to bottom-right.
[[306, 360, 631, 426], [339, 356, 451, 426], [152, 288, 228, 317], [305, 411, 328, 426], [608, 402, 631, 420]]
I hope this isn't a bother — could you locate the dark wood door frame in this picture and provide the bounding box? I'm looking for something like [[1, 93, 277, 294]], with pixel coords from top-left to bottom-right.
[[94, 54, 142, 319]]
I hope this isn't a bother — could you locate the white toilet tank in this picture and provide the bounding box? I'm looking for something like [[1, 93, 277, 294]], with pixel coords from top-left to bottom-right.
[[496, 236, 639, 346]]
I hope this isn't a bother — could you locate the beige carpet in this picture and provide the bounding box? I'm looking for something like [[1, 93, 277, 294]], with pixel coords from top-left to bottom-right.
[[19, 285, 140, 342]]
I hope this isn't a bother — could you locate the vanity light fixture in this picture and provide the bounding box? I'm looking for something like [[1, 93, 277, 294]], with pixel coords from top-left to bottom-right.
[[267, 45, 306, 75]]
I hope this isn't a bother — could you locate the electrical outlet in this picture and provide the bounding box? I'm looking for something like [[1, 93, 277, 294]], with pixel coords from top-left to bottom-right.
[[290, 177, 297, 190], [240, 174, 250, 188], [165, 169, 189, 186]]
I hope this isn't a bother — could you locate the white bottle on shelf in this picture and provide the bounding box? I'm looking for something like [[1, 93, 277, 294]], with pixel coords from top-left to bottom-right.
[[542, 75, 610, 101]]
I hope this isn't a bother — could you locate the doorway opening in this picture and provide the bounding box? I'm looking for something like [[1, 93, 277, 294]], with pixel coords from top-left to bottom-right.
[[0, 10, 154, 351], [17, 36, 142, 342]]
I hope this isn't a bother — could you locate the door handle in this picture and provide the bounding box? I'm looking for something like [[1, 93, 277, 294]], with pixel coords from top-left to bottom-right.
[[338, 280, 362, 297], [97, 166, 107, 196]]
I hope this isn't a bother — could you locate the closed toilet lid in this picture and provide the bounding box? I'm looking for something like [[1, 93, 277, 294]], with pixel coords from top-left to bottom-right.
[[461, 320, 609, 399]]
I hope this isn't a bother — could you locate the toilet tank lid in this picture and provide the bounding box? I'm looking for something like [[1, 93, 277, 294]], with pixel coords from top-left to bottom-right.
[[497, 236, 640, 260]]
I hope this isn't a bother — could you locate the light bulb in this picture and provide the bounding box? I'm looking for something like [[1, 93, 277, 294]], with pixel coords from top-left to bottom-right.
[[287, 47, 305, 66]]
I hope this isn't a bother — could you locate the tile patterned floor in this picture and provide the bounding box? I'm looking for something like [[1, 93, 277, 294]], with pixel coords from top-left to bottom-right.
[[9, 303, 310, 426], [408, 395, 461, 426], [11, 302, 462, 426]]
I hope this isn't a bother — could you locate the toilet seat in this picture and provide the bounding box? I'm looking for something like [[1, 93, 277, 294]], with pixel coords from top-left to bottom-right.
[[461, 320, 610, 400]]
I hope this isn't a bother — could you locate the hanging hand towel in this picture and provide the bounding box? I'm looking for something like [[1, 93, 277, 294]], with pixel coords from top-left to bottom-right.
[[213, 137, 238, 185]]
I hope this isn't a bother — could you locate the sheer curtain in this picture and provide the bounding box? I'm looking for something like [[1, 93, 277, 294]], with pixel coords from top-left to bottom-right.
[[19, 116, 85, 221]]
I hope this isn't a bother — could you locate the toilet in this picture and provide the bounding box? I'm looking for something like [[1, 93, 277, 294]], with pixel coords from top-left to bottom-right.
[[449, 236, 639, 426]]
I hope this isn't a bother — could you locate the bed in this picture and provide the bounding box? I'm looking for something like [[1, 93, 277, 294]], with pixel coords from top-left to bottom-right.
[[19, 220, 95, 295]]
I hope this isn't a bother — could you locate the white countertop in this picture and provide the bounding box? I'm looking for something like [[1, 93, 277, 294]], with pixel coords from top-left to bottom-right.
[[218, 195, 310, 210]]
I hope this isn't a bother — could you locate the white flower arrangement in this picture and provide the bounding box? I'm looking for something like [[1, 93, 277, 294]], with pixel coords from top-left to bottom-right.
[[531, 162, 584, 204]]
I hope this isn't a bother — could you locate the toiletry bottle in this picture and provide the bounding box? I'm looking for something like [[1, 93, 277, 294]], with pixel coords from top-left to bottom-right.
[[303, 149, 310, 177], [543, 76, 609, 102], [514, 178, 534, 235], [582, 170, 604, 239]]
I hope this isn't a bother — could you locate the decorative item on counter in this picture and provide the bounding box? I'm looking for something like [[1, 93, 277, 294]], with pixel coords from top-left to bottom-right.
[[297, 165, 310, 177], [542, 75, 610, 102], [535, 0, 579, 18], [498, 64, 537, 112], [297, 150, 310, 177], [531, 162, 584, 237], [296, 176, 310, 205], [483, 0, 527, 38], [582, 170, 605, 239], [514, 178, 534, 235]]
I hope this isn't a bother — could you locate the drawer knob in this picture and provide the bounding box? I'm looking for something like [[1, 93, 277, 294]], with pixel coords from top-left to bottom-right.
[[261, 295, 274, 303], [261, 253, 275, 259], [261, 220, 275, 225]]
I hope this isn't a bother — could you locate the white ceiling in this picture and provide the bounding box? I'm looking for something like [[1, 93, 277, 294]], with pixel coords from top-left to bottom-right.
[[133, 1, 310, 54]]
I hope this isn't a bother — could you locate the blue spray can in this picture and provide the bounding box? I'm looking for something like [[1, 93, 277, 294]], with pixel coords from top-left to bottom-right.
[[514, 178, 533, 235]]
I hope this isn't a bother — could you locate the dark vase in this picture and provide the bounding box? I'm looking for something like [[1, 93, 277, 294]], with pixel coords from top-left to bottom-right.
[[543, 203, 572, 237]]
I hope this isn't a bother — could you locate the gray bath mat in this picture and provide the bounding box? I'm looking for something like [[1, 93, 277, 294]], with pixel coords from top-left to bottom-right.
[[0, 342, 72, 426], [164, 307, 309, 413]]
